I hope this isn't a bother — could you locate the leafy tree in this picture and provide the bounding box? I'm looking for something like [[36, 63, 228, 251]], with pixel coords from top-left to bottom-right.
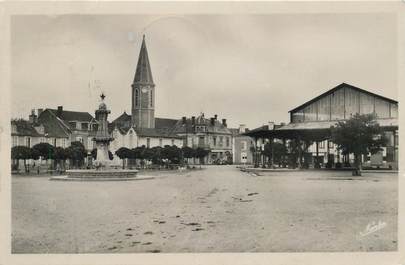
[[32, 142, 55, 160], [134, 146, 146, 168], [195, 147, 209, 167], [150, 146, 163, 165], [286, 138, 306, 169], [143, 148, 155, 163], [273, 142, 288, 166], [331, 113, 386, 176], [30, 148, 40, 160], [66, 141, 87, 168], [162, 145, 181, 164], [53, 147, 68, 171], [115, 147, 132, 169], [182, 146, 195, 164], [129, 147, 139, 160], [11, 146, 32, 172]]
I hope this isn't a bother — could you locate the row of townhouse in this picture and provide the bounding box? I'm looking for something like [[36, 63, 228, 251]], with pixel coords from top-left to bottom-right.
[[11, 106, 97, 151]]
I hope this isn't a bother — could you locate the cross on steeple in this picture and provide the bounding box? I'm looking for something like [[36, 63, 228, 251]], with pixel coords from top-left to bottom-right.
[[100, 93, 106, 101]]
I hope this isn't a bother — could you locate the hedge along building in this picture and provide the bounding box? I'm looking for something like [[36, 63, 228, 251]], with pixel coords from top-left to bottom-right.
[[245, 83, 398, 169]]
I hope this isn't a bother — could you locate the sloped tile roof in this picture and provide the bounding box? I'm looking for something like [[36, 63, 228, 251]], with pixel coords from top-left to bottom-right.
[[109, 114, 181, 139], [155, 117, 178, 129], [47, 109, 94, 122], [135, 127, 182, 139], [11, 119, 42, 137], [37, 110, 71, 138], [112, 112, 131, 124]]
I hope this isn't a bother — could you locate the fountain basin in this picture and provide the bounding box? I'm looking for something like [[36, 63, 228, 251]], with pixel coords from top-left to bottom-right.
[[49, 169, 151, 181]]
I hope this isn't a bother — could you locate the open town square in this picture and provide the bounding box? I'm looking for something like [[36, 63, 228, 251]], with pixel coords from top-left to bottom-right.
[[12, 167, 397, 253]]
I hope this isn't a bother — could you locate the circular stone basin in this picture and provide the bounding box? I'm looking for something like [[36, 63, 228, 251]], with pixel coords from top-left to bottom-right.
[[243, 168, 300, 173], [50, 169, 142, 181], [66, 169, 139, 179]]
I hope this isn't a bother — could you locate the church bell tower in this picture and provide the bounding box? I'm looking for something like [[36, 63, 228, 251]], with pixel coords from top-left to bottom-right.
[[131, 35, 155, 128]]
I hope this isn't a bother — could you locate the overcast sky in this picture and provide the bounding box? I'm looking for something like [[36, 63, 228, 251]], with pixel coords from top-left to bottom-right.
[[11, 14, 397, 129]]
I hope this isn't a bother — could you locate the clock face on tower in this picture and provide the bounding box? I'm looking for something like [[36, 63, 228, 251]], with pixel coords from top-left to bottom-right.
[[141, 87, 148, 93]]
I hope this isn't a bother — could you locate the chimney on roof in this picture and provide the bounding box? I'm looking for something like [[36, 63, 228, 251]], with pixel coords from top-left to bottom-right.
[[191, 116, 196, 125], [37, 108, 43, 117], [210, 117, 215, 126], [182, 116, 187, 125], [239, 124, 246, 133], [268, 121, 275, 130], [57, 106, 63, 117], [222, 119, 227, 127], [29, 109, 37, 124], [280, 122, 285, 126]]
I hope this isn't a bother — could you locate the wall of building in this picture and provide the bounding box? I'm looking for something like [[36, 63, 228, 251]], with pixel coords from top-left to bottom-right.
[[11, 135, 69, 148], [70, 131, 95, 150], [233, 136, 254, 164]]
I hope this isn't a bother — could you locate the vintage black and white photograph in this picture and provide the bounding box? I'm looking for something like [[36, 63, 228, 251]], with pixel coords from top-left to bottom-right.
[[6, 5, 401, 258]]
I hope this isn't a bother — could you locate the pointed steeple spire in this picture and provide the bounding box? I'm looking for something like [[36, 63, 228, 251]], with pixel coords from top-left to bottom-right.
[[133, 35, 154, 85]]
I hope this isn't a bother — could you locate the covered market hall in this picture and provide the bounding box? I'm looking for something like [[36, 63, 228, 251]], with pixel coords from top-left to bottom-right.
[[244, 83, 398, 170]]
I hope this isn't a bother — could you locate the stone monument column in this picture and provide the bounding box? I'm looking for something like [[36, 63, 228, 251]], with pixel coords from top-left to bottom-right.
[[93, 93, 114, 168]]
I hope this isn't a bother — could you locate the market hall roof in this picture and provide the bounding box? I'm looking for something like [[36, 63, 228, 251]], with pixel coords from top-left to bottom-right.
[[289, 82, 398, 113]]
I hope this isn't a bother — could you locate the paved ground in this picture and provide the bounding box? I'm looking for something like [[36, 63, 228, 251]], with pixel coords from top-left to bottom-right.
[[12, 166, 397, 253]]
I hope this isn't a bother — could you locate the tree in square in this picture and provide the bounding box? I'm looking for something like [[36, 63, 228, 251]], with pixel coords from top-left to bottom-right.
[[331, 113, 387, 176]]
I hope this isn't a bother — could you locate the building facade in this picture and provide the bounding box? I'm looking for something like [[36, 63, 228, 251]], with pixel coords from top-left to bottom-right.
[[38, 106, 97, 150], [171, 114, 233, 164], [287, 83, 398, 168], [245, 83, 398, 169], [231, 125, 254, 165], [11, 110, 70, 149]]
